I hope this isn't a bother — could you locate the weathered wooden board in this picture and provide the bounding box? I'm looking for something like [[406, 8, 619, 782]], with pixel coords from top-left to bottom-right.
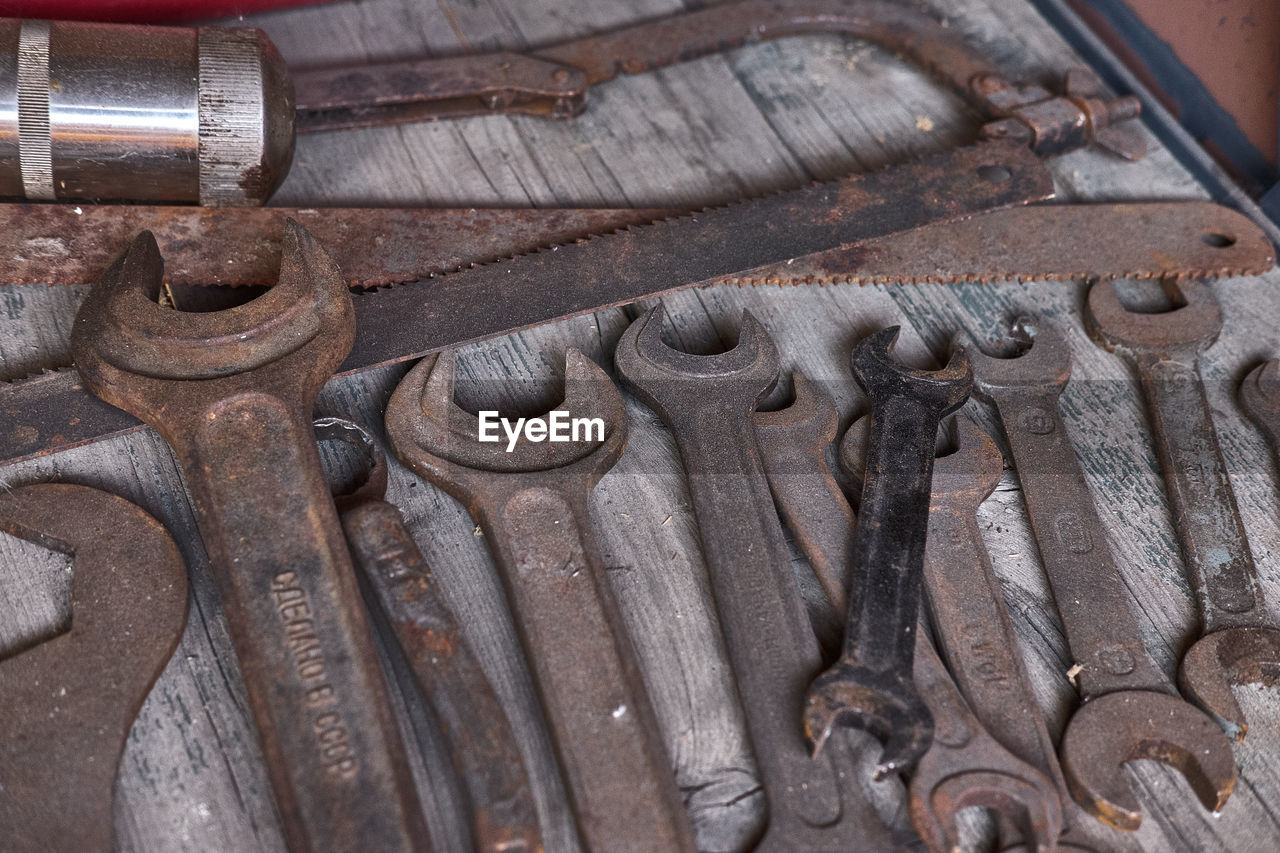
[[0, 0, 1277, 850]]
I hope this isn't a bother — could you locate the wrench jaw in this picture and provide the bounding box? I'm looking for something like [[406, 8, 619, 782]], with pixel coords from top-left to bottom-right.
[[852, 327, 973, 415], [0, 484, 189, 853], [1083, 278, 1222, 362], [1240, 359, 1280, 438], [911, 631, 1064, 853], [1059, 691, 1237, 831], [314, 416, 391, 509], [751, 371, 838, 455], [957, 315, 1071, 401], [911, 770, 1062, 853], [72, 221, 355, 423], [614, 303, 780, 420], [803, 661, 934, 780], [1179, 627, 1280, 742], [386, 348, 627, 494], [929, 416, 1005, 503]]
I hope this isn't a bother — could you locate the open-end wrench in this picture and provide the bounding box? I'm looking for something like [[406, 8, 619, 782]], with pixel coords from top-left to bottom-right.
[[751, 372, 851, 614], [911, 628, 1062, 853], [845, 409, 1096, 851], [70, 224, 429, 852], [804, 327, 971, 778], [754, 378, 1063, 853], [384, 349, 694, 853], [1232, 361, 1280, 690], [0, 483, 189, 853], [614, 304, 879, 851], [1085, 281, 1280, 741], [959, 315, 1238, 830], [315, 417, 542, 853]]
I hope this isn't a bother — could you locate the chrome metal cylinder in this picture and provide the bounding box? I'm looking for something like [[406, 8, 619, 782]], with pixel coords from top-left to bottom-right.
[[0, 18, 294, 205]]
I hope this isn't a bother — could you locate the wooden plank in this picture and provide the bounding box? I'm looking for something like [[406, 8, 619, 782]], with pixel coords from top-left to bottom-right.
[[0, 0, 1277, 850]]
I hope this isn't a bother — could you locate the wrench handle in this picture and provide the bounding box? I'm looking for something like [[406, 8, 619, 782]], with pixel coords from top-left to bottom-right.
[[478, 485, 695, 853], [1137, 357, 1266, 631], [756, 435, 856, 615], [341, 499, 542, 853], [922, 503, 1066, 791], [844, 397, 938, 668], [187, 396, 426, 853], [671, 412, 856, 839], [994, 390, 1170, 698]]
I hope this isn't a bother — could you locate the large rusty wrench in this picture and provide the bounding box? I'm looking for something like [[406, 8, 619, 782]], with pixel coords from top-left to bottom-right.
[[754, 376, 1063, 853], [0, 484, 189, 853], [70, 224, 429, 852], [960, 316, 1237, 829], [1085, 281, 1280, 741], [386, 349, 695, 853], [316, 417, 543, 853], [804, 327, 971, 778]]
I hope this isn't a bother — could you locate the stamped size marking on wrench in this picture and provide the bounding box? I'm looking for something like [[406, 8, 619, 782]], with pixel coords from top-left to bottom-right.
[[616, 305, 878, 851], [755, 378, 1062, 853], [386, 349, 694, 853], [71, 224, 429, 852], [317, 417, 543, 853], [1086, 282, 1280, 741], [805, 327, 971, 778], [910, 629, 1062, 853], [0, 484, 189, 853], [961, 315, 1237, 830]]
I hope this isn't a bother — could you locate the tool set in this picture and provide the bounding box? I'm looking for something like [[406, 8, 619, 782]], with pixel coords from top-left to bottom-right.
[[5, 0, 1280, 850]]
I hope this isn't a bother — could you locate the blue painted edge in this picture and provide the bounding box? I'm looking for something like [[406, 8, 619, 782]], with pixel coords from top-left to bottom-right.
[[1030, 0, 1277, 197]]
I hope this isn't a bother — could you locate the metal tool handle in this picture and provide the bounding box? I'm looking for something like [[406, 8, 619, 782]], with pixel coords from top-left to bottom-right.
[[922, 502, 1066, 784], [755, 425, 854, 614], [1136, 356, 1266, 632], [188, 399, 427, 853], [341, 499, 542, 853], [476, 485, 695, 853], [843, 396, 937, 669], [913, 628, 976, 755], [670, 412, 851, 837], [294, 0, 1003, 134], [294, 51, 587, 132], [994, 390, 1170, 698]]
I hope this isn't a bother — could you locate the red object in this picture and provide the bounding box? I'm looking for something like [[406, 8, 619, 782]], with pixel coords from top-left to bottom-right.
[[0, 1, 339, 23]]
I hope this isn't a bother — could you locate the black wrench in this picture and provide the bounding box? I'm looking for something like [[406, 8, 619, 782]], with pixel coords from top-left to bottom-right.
[[804, 327, 971, 778], [755, 378, 1062, 853]]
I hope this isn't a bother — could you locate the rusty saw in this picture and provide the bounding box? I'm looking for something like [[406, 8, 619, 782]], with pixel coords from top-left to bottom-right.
[[0, 199, 1264, 292], [0, 143, 1274, 467]]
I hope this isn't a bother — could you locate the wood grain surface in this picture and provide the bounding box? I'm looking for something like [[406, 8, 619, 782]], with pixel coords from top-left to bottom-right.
[[0, 0, 1277, 850]]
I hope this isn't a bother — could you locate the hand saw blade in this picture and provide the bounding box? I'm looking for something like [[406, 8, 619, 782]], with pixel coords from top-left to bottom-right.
[[0, 200, 1266, 293], [0, 205, 672, 288], [1, 139, 1050, 466], [736, 201, 1275, 285]]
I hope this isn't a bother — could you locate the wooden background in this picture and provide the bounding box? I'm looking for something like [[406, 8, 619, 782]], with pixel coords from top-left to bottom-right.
[[1, 0, 1278, 850]]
